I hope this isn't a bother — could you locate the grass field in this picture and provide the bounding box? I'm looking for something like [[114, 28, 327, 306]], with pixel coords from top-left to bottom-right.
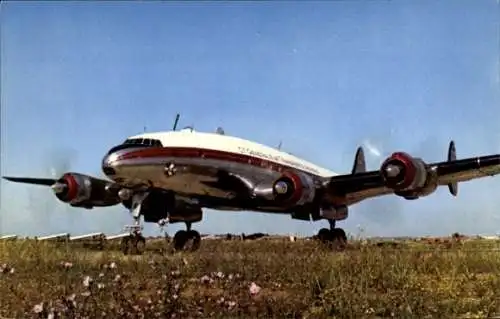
[[1, 236, 500, 318]]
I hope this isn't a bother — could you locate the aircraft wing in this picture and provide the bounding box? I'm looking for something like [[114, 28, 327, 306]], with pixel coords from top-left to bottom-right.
[[324, 141, 500, 205]]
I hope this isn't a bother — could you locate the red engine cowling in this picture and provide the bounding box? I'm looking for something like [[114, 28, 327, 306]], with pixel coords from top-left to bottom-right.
[[380, 152, 429, 192], [271, 171, 316, 207], [53, 173, 121, 207]]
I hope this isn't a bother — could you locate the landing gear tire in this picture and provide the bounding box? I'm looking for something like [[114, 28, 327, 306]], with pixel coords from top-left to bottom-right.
[[188, 230, 201, 251], [316, 227, 347, 250], [173, 230, 189, 251], [121, 234, 146, 255], [173, 229, 201, 252], [317, 228, 332, 243], [331, 228, 347, 249]]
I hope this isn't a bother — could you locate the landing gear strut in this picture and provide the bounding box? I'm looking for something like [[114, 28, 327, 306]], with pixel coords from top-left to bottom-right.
[[316, 219, 347, 249], [172, 221, 201, 252], [121, 193, 148, 255]]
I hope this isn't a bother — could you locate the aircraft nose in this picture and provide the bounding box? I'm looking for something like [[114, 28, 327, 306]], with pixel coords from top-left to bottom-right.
[[102, 152, 119, 176]]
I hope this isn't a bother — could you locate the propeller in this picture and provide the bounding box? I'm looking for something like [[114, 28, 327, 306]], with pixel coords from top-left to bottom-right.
[[46, 147, 78, 179], [2, 147, 78, 189], [352, 135, 452, 228]]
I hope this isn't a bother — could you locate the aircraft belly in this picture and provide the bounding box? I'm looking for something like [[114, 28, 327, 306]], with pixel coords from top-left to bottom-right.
[[112, 157, 279, 200]]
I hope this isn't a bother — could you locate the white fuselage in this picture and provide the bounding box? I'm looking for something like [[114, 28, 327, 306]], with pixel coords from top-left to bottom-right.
[[126, 128, 337, 177], [102, 128, 338, 212]]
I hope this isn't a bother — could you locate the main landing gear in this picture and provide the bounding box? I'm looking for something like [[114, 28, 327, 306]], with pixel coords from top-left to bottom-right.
[[316, 219, 347, 249], [171, 221, 201, 252], [118, 191, 204, 255]]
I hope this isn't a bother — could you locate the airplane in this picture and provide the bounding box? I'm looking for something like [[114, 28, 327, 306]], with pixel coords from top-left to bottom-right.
[[2, 114, 500, 254]]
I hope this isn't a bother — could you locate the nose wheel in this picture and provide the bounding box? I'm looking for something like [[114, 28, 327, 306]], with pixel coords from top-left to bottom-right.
[[121, 230, 146, 255], [172, 222, 201, 252], [121, 221, 147, 255]]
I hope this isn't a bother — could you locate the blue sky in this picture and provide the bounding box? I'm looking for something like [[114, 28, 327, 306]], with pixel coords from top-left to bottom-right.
[[1, 1, 499, 238]]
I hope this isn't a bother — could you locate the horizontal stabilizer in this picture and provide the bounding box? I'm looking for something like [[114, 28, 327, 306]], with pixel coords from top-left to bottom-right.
[[2, 176, 56, 186], [351, 147, 366, 174]]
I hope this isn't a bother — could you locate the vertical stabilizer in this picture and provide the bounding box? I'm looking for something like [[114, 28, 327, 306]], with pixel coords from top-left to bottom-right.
[[352, 147, 366, 174]]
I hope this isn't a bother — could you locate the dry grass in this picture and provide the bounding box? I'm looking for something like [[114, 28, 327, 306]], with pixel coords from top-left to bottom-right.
[[1, 237, 500, 318]]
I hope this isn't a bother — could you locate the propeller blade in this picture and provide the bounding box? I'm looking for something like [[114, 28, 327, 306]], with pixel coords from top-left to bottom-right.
[[2, 176, 57, 186], [447, 140, 458, 196]]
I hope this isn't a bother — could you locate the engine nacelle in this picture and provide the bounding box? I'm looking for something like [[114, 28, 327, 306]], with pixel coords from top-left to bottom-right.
[[380, 152, 428, 191], [53, 173, 121, 208], [319, 205, 348, 221], [271, 171, 317, 207], [380, 152, 438, 199], [169, 205, 203, 224]]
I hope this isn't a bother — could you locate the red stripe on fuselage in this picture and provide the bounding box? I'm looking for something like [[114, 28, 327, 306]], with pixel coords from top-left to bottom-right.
[[118, 147, 317, 177]]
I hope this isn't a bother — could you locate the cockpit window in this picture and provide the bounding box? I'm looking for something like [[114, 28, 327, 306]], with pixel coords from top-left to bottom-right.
[[122, 138, 163, 147]]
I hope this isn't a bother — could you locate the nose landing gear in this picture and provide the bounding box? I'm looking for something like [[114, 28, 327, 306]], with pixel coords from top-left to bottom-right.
[[121, 225, 146, 255], [121, 193, 148, 255]]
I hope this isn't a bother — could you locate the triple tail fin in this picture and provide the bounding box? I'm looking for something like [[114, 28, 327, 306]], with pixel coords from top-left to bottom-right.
[[351, 147, 366, 174]]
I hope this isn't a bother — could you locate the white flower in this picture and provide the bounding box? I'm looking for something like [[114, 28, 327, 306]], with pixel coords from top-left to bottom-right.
[[1, 263, 13, 274], [66, 294, 77, 307], [83, 276, 93, 287], [33, 302, 44, 313], [200, 275, 213, 284], [249, 282, 261, 296], [215, 271, 224, 279]]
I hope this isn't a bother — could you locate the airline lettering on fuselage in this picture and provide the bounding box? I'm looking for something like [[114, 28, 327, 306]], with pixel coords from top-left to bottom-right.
[[236, 146, 320, 174]]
